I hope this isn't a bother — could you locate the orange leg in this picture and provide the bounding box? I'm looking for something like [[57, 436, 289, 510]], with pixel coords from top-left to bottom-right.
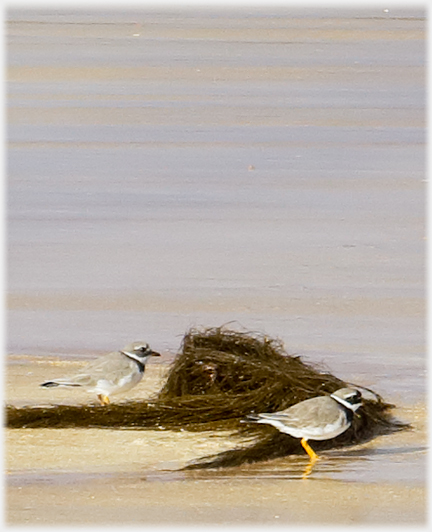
[[302, 460, 315, 480], [301, 438, 319, 461], [97, 394, 110, 405]]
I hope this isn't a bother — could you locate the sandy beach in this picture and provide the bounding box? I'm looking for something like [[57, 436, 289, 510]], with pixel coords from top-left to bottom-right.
[[5, 357, 427, 525]]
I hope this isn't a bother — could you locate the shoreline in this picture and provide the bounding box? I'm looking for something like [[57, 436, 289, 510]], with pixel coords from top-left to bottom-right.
[[5, 359, 427, 525]]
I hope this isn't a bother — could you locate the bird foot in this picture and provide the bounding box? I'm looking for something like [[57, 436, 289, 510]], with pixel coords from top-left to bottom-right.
[[97, 394, 110, 405]]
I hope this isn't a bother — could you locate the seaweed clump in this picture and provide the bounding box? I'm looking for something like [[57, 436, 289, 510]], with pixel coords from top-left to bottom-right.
[[6, 326, 408, 468], [158, 326, 347, 417]]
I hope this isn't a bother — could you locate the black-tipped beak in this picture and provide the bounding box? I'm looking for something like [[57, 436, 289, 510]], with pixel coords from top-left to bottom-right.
[[150, 351, 161, 357]]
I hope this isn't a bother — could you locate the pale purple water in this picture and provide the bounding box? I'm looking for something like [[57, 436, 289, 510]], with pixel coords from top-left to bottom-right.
[[7, 8, 425, 407]]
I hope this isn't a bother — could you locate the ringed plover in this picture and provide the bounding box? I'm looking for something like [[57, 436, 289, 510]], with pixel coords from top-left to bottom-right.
[[243, 387, 362, 461], [40, 342, 160, 405]]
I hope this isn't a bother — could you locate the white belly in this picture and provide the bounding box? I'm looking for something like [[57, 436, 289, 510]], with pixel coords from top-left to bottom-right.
[[92, 371, 143, 397]]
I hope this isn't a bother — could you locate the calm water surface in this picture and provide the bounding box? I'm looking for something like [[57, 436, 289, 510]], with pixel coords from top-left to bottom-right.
[[7, 8, 425, 408]]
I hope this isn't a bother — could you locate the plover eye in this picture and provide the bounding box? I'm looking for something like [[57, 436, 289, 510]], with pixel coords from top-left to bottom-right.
[[347, 391, 361, 403], [139, 344, 149, 352]]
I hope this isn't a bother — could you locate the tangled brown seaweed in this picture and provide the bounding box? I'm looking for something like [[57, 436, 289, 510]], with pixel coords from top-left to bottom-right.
[[5, 326, 408, 468]]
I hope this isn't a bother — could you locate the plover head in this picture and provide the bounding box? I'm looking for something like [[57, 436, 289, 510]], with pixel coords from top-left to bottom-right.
[[121, 342, 161, 362], [330, 387, 362, 412]]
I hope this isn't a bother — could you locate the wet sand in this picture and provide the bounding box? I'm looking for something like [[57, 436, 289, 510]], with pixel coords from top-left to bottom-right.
[[6, 7, 426, 526], [5, 356, 427, 525], [6, 470, 426, 525]]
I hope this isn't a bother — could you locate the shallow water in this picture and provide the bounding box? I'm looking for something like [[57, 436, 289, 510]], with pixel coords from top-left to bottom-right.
[[7, 7, 425, 406], [7, 441, 427, 486]]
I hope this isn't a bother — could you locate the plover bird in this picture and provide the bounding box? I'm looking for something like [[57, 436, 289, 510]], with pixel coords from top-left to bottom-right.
[[40, 342, 160, 405], [243, 387, 362, 461]]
